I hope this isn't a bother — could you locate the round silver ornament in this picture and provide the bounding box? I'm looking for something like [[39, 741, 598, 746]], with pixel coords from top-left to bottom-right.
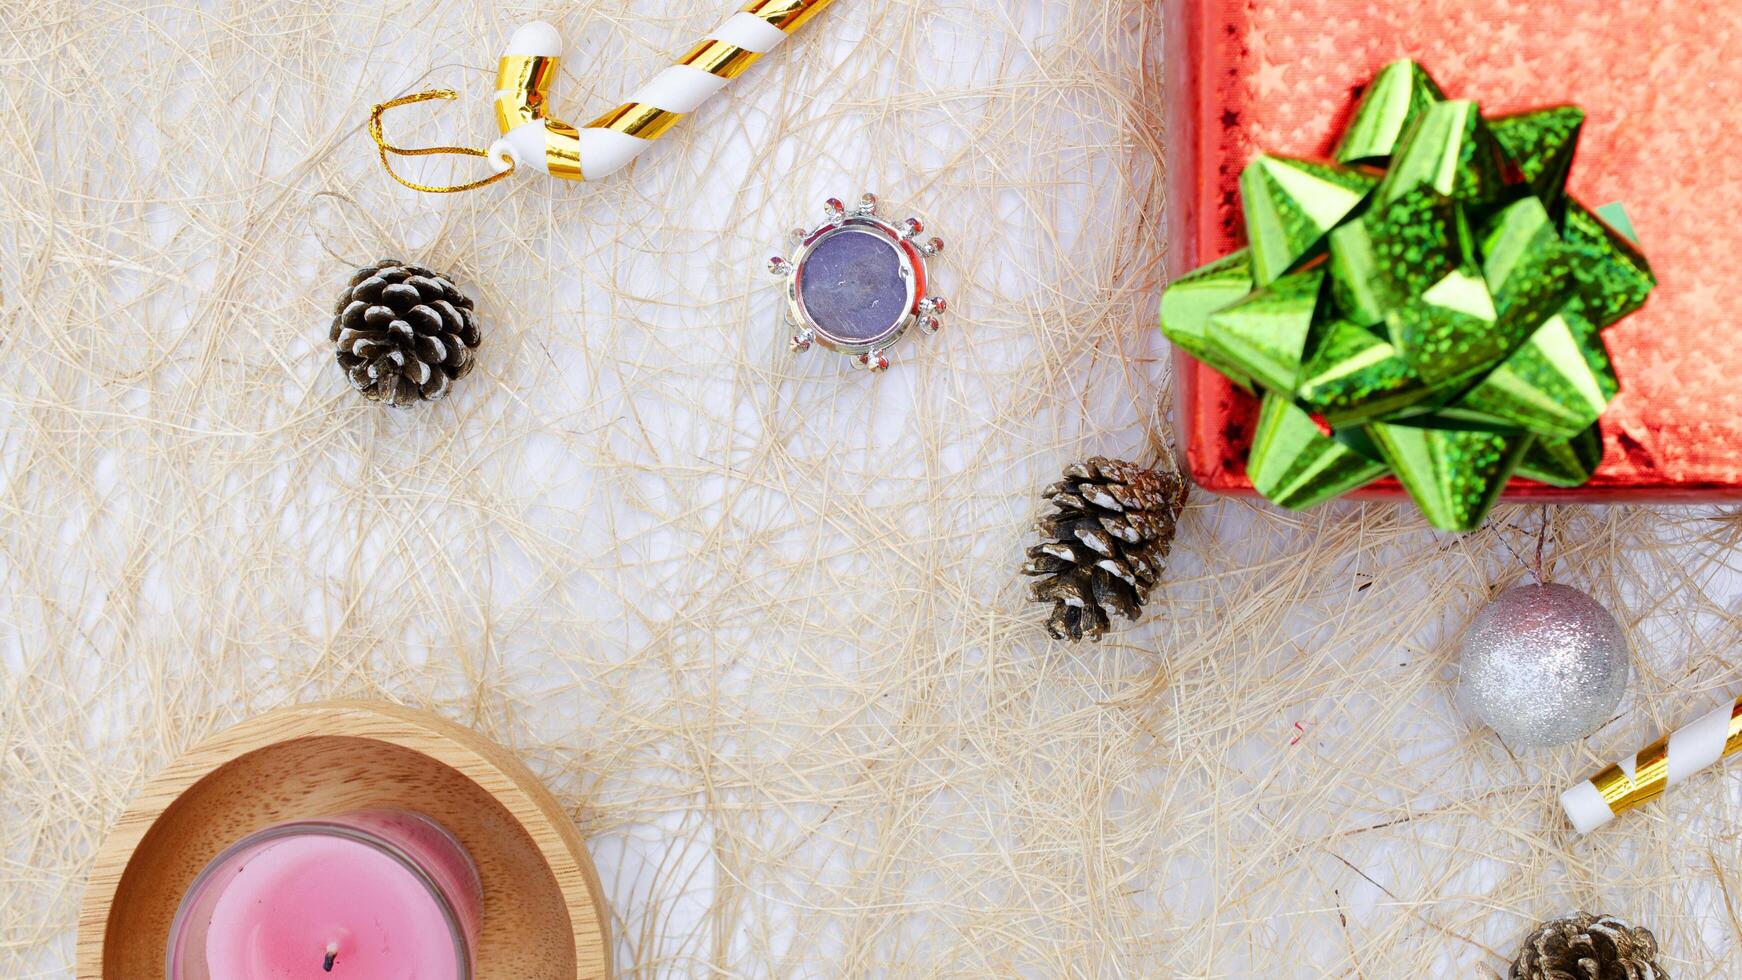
[[1457, 582, 1629, 749]]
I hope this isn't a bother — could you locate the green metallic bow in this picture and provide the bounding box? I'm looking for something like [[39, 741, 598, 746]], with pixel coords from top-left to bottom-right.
[[1160, 59, 1655, 531]]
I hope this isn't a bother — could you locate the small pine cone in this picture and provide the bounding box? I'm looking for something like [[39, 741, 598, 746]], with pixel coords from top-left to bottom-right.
[[1020, 457, 1187, 642], [1510, 912, 1668, 980], [330, 259, 481, 408]]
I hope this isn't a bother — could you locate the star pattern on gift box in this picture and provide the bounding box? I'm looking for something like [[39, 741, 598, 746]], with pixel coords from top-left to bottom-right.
[[1252, 59, 1290, 100]]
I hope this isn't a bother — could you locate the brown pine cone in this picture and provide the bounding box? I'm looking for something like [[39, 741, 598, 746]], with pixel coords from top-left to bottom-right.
[[330, 259, 481, 408], [1020, 457, 1187, 642], [1510, 912, 1668, 980]]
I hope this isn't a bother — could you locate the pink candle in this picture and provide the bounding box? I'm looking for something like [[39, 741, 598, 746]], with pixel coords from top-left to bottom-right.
[[167, 809, 483, 980]]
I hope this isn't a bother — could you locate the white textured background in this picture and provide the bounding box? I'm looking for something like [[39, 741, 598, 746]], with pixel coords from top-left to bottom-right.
[[4, 1, 1742, 976]]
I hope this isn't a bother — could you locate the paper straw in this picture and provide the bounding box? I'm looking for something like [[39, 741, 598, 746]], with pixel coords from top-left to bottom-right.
[[1561, 693, 1742, 834]]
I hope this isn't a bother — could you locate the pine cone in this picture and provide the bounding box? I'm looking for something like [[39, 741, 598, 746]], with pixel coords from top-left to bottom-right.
[[1020, 457, 1187, 642], [330, 259, 481, 407], [1511, 912, 1668, 980]]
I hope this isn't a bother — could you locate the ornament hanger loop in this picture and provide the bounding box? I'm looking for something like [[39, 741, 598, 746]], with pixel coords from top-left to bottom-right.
[[368, 89, 516, 194]]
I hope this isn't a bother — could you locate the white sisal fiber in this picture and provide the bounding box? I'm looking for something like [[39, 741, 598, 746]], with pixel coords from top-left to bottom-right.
[[2, 1, 1741, 976]]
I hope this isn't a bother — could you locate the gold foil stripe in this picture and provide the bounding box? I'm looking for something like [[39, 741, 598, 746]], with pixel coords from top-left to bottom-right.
[[1593, 737, 1672, 814], [586, 102, 685, 141], [678, 38, 764, 79], [544, 123, 584, 180], [741, 0, 832, 33], [495, 93, 531, 135], [496, 55, 563, 134], [495, 55, 560, 110]]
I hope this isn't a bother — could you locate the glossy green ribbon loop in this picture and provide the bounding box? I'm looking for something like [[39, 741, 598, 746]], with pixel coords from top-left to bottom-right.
[[1161, 59, 1656, 532]]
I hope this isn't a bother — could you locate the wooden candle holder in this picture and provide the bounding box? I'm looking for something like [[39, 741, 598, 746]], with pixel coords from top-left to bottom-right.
[[77, 700, 611, 979]]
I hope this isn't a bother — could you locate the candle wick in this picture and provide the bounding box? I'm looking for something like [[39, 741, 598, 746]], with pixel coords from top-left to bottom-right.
[[323, 941, 339, 972]]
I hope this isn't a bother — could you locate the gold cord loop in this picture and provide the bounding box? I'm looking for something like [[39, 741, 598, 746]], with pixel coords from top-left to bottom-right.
[[368, 90, 514, 194]]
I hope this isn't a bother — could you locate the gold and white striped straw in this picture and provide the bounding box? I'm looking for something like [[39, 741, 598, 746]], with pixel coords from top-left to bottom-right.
[[488, 0, 837, 182], [370, 1, 835, 192], [1561, 692, 1742, 834]]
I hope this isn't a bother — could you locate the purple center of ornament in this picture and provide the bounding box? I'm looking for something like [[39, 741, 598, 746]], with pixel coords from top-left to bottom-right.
[[799, 230, 909, 342]]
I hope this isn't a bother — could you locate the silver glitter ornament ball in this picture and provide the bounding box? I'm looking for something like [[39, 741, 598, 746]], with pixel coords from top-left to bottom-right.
[[1458, 583, 1629, 749]]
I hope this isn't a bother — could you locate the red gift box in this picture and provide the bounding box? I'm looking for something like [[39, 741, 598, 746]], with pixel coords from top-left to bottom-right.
[[1164, 0, 1742, 503]]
